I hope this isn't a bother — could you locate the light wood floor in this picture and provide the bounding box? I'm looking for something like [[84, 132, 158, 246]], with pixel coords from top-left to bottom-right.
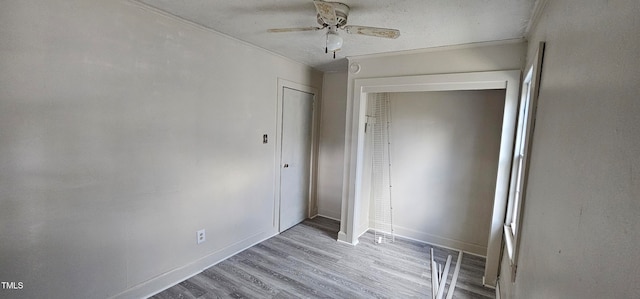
[[151, 217, 495, 299]]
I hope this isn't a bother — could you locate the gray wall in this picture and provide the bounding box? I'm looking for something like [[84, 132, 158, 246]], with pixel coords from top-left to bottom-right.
[[0, 1, 322, 298], [381, 90, 504, 255], [499, 0, 640, 298], [316, 72, 348, 220]]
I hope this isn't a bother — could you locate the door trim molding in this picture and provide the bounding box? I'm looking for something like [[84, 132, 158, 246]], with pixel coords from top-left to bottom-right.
[[339, 70, 521, 287], [274, 78, 320, 233]]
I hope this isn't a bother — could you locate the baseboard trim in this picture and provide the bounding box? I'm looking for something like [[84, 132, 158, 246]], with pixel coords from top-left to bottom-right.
[[366, 223, 487, 257], [315, 214, 341, 222], [483, 276, 497, 289], [110, 230, 276, 299], [316, 208, 341, 221], [392, 225, 487, 256], [337, 231, 357, 245]]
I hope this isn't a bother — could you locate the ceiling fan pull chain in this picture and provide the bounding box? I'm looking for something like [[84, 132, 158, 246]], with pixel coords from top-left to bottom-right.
[[333, 51, 336, 59]]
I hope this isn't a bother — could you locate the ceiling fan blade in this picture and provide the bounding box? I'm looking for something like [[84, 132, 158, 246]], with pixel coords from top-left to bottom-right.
[[267, 27, 322, 33], [313, 0, 338, 25], [343, 25, 401, 39]]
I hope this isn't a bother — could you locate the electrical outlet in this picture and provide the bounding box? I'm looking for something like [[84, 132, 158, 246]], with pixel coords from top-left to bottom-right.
[[197, 229, 205, 244]]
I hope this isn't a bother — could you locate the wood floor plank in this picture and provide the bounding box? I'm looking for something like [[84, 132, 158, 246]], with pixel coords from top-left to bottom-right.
[[247, 246, 365, 297], [151, 217, 495, 299]]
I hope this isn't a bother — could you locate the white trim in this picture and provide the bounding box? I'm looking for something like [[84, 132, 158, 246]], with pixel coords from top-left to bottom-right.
[[368, 227, 487, 258], [502, 42, 545, 282], [483, 277, 497, 289], [316, 208, 342, 220], [382, 223, 487, 256], [346, 39, 525, 61], [504, 225, 515, 261], [340, 70, 521, 287], [337, 231, 350, 243], [126, 0, 314, 70], [431, 248, 438, 299], [275, 79, 320, 232], [111, 230, 275, 299], [315, 214, 342, 222], [525, 0, 550, 37], [337, 236, 358, 246], [445, 251, 464, 299], [356, 227, 369, 240], [436, 255, 452, 299]]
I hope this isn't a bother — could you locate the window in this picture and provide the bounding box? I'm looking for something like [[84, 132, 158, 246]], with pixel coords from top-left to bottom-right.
[[504, 42, 545, 277], [511, 78, 531, 236]]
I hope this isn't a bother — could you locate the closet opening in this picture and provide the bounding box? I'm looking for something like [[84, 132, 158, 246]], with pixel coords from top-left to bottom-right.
[[339, 70, 521, 287]]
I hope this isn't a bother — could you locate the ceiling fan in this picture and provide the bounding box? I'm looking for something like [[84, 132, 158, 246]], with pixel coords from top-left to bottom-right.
[[267, 0, 401, 58]]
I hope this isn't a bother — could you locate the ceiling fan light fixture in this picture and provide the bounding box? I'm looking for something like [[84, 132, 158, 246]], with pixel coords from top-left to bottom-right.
[[326, 31, 343, 52], [267, 1, 400, 55]]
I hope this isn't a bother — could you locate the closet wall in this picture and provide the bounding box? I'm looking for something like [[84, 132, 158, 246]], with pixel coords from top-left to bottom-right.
[[368, 90, 505, 254]]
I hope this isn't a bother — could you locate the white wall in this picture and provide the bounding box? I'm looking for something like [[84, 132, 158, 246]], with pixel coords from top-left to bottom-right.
[[316, 72, 347, 220], [340, 41, 527, 243], [0, 1, 322, 298], [498, 0, 640, 298], [380, 90, 504, 255]]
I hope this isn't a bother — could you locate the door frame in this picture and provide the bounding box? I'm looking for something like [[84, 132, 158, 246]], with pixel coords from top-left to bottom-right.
[[274, 78, 320, 232], [339, 70, 521, 287]]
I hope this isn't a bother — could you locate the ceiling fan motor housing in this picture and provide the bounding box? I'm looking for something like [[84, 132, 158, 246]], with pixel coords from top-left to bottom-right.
[[316, 2, 350, 27]]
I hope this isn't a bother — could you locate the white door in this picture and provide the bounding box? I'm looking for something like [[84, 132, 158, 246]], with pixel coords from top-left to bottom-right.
[[279, 87, 314, 232]]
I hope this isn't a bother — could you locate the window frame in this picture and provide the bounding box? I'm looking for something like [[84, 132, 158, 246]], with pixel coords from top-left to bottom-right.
[[504, 42, 545, 279]]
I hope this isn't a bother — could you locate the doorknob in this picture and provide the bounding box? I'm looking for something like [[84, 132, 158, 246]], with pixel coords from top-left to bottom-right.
[[283, 164, 289, 168]]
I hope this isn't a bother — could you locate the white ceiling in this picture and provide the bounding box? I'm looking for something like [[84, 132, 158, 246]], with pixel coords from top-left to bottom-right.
[[137, 0, 536, 72]]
